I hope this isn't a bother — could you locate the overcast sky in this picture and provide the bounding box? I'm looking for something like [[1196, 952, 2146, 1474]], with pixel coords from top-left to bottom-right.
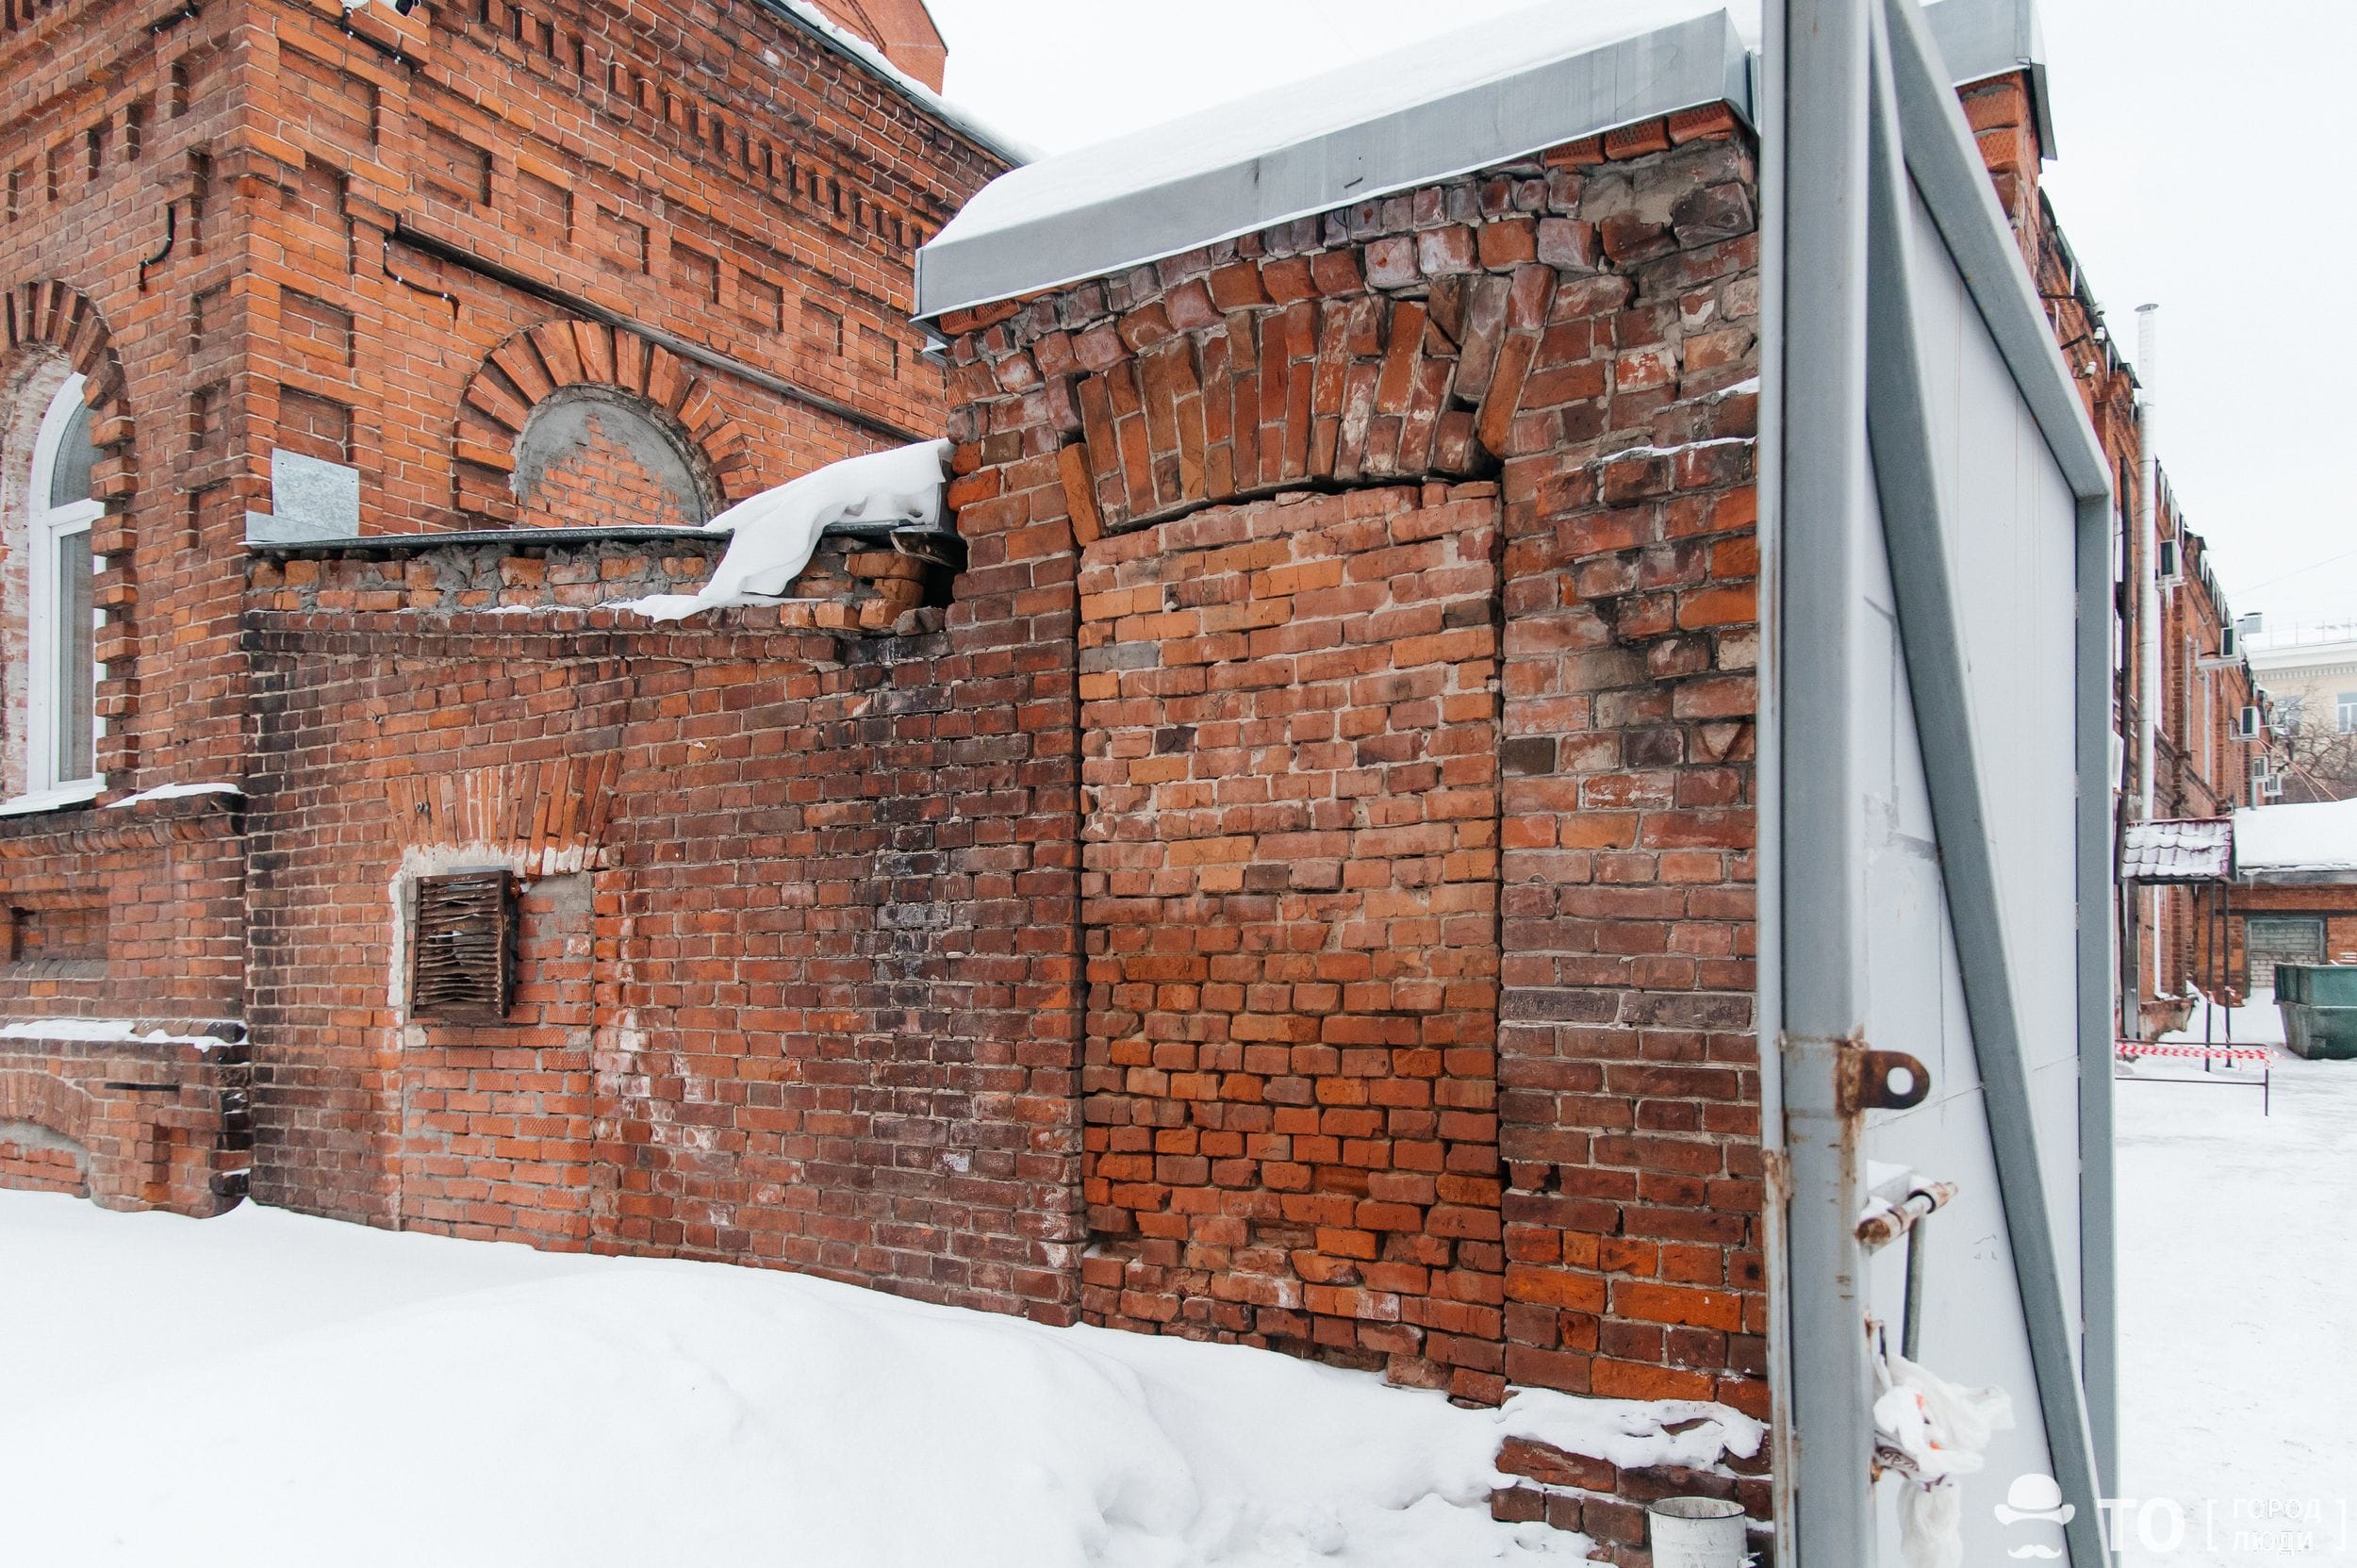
[[925, 0, 2357, 642]]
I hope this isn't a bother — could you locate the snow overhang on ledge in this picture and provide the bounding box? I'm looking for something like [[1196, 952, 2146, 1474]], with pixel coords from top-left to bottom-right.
[[2233, 799, 2357, 883], [914, 0, 2052, 323]]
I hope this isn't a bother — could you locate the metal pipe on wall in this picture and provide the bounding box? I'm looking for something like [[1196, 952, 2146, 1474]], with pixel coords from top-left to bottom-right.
[[2137, 304, 2161, 821], [1772, 0, 1881, 1560]]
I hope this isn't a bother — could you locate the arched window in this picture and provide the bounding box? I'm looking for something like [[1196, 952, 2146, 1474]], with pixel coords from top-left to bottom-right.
[[25, 375, 98, 797]]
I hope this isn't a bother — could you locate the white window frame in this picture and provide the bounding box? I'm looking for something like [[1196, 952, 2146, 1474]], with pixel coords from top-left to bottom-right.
[[2339, 691, 2357, 735], [11, 374, 104, 812]]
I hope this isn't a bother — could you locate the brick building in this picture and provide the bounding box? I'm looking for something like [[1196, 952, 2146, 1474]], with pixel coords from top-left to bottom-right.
[[1, 0, 2131, 1553], [2127, 509, 2267, 1019], [2027, 180, 2266, 1031], [0, 0, 1010, 1211]]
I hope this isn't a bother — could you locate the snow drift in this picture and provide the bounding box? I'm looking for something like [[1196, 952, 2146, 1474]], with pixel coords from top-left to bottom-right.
[[0, 1195, 1761, 1567], [615, 439, 950, 622]]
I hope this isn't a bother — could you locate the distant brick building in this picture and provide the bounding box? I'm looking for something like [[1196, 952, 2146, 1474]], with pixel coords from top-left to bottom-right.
[[0, 0, 1007, 1212], [2021, 162, 2266, 1031], [1, 0, 2127, 1554]]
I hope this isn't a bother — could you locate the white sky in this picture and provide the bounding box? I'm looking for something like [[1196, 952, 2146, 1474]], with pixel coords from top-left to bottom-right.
[[927, 0, 2357, 642]]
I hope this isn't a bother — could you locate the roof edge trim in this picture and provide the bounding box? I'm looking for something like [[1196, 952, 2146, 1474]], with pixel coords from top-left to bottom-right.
[[915, 10, 1751, 322], [750, 0, 1037, 168]]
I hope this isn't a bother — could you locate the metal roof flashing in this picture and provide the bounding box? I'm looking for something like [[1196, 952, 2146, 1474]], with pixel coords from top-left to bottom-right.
[[915, 0, 2050, 324], [1920, 0, 2057, 157], [915, 6, 1755, 322]]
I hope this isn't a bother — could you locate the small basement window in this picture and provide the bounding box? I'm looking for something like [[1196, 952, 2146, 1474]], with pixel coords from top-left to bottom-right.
[[408, 869, 515, 1023]]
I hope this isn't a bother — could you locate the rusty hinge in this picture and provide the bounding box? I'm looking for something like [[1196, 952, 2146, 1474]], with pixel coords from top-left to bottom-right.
[[1838, 1048, 1931, 1114]]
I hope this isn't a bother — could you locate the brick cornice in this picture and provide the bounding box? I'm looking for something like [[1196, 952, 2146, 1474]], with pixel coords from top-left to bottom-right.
[[0, 790, 239, 857]]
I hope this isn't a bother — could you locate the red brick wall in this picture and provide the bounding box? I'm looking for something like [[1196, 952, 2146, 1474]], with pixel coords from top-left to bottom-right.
[[1, 0, 996, 795], [1078, 483, 1504, 1393], [244, 569, 1083, 1313], [397, 870, 599, 1244], [215, 0, 1002, 551], [935, 110, 1767, 1427], [0, 793, 248, 1211], [515, 406, 705, 531], [0, 1135, 86, 1196], [0, 793, 244, 1024], [0, 1033, 247, 1214]]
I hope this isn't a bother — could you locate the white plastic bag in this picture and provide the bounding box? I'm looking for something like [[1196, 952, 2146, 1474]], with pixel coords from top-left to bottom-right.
[[1871, 1324, 2014, 1568]]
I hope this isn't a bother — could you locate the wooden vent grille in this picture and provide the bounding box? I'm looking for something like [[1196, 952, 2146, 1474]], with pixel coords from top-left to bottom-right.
[[409, 870, 514, 1023]]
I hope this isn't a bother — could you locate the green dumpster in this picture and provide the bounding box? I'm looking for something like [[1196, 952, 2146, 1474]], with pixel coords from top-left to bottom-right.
[[2274, 966, 2357, 1060]]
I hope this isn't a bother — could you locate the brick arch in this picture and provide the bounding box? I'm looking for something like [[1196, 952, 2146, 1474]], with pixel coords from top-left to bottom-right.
[[0, 1068, 95, 1146], [2, 280, 139, 781], [1020, 261, 1537, 541], [452, 320, 756, 526]]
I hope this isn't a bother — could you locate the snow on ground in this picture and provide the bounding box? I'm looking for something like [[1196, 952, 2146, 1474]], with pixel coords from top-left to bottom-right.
[[0, 1195, 1757, 1567], [2154, 986, 2287, 1050], [2119, 994, 2357, 1563]]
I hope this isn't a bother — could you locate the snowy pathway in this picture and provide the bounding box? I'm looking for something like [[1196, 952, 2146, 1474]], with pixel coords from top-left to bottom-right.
[[2117, 1000, 2357, 1563]]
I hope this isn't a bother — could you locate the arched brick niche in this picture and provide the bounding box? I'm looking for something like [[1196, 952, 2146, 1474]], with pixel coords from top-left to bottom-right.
[[1, 282, 139, 791], [452, 320, 755, 528]]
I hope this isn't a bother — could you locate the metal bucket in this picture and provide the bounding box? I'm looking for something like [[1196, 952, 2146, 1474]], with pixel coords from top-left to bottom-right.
[[1646, 1495, 1748, 1568]]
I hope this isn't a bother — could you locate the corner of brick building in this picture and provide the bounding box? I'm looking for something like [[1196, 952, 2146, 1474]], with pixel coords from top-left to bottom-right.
[[936, 105, 1767, 1474], [0, 0, 1008, 1221]]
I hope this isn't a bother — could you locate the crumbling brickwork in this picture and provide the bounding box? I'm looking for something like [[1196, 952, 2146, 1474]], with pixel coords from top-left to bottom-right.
[[1, 22, 2105, 1557], [1079, 483, 1506, 1388], [243, 528, 1082, 1312], [0, 1030, 247, 1213], [932, 106, 1767, 1426]]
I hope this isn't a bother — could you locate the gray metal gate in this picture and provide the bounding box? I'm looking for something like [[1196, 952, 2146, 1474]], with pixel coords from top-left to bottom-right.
[[1763, 0, 2115, 1563]]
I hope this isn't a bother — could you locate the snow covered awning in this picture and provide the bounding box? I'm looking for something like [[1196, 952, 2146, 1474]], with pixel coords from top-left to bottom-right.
[[2233, 799, 2357, 883], [2120, 817, 2233, 883], [915, 0, 2052, 322]]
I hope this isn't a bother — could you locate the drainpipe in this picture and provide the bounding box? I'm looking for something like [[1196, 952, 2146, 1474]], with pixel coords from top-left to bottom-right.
[[2135, 304, 2161, 821], [2134, 305, 2162, 1030]]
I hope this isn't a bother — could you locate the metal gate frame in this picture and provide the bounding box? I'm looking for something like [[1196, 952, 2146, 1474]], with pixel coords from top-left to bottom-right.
[[1759, 0, 2117, 1562]]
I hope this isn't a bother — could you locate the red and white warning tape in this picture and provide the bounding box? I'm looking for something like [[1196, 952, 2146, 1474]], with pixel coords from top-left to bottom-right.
[[2116, 1042, 2275, 1065]]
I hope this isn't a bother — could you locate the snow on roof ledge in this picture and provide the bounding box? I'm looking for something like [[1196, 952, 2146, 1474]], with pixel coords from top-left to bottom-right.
[[915, 0, 2051, 323], [2235, 799, 2357, 882], [613, 440, 948, 622]]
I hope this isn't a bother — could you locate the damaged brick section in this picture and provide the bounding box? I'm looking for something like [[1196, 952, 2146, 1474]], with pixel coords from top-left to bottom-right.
[[1491, 1434, 1772, 1555], [0, 795, 251, 1214], [1078, 483, 1508, 1391], [252, 532, 953, 633], [935, 106, 1767, 1458]]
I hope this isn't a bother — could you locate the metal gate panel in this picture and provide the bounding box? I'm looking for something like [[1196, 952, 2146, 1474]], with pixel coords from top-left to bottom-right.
[[1766, 0, 2118, 1561]]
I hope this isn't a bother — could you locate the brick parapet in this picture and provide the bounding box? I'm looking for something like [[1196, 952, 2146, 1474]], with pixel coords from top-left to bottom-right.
[[246, 528, 953, 633]]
